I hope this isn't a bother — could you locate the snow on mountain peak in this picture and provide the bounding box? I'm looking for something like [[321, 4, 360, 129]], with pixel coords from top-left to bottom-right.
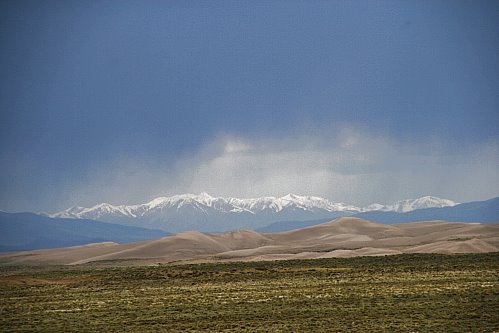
[[364, 196, 458, 213], [51, 193, 457, 222], [281, 193, 299, 201], [146, 197, 170, 209]]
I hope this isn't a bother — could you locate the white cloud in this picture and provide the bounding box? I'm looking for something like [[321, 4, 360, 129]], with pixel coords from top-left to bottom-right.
[[58, 127, 499, 209]]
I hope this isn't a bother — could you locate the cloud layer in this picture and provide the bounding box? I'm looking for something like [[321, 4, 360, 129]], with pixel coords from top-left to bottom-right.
[[56, 126, 499, 211]]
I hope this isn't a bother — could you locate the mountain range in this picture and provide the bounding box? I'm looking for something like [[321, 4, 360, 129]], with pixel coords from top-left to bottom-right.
[[0, 212, 168, 252], [50, 193, 458, 232], [1, 195, 497, 253], [258, 197, 499, 232]]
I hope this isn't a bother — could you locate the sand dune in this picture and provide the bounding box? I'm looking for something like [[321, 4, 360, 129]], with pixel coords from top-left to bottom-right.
[[268, 218, 400, 243], [317, 247, 403, 258], [0, 217, 497, 266], [404, 238, 498, 254]]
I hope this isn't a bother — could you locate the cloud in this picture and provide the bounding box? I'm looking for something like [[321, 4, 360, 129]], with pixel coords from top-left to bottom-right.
[[55, 126, 499, 211]]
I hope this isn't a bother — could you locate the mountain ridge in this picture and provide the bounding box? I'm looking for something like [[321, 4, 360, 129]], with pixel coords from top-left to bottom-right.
[[51, 193, 362, 218], [47, 194, 458, 232], [52, 194, 458, 217], [257, 197, 499, 232], [0, 212, 168, 252]]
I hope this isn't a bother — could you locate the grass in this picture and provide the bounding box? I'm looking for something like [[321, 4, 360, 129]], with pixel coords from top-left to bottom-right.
[[1, 253, 498, 332]]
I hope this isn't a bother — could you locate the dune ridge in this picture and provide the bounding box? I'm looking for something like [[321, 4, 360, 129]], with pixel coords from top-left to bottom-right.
[[1, 217, 497, 266]]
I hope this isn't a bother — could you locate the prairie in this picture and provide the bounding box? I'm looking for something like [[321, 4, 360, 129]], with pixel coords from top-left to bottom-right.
[[1, 253, 498, 332]]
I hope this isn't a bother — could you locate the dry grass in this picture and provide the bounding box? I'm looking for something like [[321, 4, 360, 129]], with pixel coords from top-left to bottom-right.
[[1, 253, 498, 332]]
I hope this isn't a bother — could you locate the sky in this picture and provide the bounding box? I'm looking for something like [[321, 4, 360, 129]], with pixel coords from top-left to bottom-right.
[[1, 0, 498, 212]]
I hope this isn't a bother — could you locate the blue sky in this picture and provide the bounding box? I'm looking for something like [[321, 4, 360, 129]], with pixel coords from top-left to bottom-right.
[[1, 0, 498, 212]]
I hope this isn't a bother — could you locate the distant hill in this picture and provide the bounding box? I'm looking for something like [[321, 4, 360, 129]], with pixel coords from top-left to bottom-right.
[[354, 197, 499, 224], [257, 197, 499, 232], [0, 212, 168, 252]]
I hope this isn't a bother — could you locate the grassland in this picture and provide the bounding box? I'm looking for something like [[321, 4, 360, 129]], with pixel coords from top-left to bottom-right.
[[1, 253, 498, 332]]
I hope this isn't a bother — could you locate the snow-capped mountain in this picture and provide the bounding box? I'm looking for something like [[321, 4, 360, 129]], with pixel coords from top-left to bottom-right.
[[52, 193, 360, 224], [50, 194, 457, 232], [364, 196, 458, 213]]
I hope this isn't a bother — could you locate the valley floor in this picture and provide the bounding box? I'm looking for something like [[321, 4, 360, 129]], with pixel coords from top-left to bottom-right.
[[1, 253, 498, 332]]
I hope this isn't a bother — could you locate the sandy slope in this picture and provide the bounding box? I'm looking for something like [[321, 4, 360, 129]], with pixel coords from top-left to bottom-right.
[[1, 217, 497, 265]]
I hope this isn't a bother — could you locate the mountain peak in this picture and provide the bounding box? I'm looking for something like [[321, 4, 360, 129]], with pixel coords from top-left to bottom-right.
[[367, 196, 458, 213], [50, 194, 459, 232]]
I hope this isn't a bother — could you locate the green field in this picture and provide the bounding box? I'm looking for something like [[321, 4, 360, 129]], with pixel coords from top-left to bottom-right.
[[1, 253, 498, 332]]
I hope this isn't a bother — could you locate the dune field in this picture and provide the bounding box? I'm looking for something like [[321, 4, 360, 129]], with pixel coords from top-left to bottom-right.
[[2, 217, 497, 266]]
